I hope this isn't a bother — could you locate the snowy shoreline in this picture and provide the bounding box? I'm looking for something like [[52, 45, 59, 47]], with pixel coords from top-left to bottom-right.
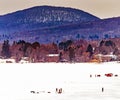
[[0, 62, 120, 100]]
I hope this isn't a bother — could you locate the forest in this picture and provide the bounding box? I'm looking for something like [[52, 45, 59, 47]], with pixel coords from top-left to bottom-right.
[[0, 38, 120, 63]]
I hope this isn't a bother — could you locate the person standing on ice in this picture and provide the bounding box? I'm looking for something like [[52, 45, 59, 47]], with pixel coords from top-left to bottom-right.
[[102, 87, 104, 92]]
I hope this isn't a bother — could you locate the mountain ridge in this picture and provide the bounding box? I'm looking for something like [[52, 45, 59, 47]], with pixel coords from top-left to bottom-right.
[[0, 5, 100, 19], [0, 6, 120, 43], [0, 5, 100, 34]]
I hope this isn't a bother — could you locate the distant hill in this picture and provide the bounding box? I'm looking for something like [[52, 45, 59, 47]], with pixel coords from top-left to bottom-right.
[[0, 6, 100, 34], [0, 6, 120, 44], [14, 16, 120, 43]]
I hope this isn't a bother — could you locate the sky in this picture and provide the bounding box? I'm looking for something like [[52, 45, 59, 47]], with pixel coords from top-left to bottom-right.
[[0, 0, 120, 19]]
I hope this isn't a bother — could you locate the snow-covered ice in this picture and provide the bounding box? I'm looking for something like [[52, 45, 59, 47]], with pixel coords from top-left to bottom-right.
[[0, 62, 120, 100]]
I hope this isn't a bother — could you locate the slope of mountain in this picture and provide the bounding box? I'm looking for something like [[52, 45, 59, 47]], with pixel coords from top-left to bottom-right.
[[0, 6, 120, 44], [0, 5, 100, 34], [11, 16, 120, 43]]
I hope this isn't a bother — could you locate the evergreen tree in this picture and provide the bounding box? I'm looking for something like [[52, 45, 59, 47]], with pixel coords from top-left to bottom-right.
[[1, 40, 11, 58], [68, 46, 75, 62], [86, 44, 93, 57]]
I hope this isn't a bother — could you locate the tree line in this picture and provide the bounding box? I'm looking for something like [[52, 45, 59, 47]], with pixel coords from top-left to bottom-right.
[[0, 39, 119, 63]]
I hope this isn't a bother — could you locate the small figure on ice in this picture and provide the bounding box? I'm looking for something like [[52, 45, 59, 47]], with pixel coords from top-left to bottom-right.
[[102, 87, 104, 92], [56, 88, 63, 94]]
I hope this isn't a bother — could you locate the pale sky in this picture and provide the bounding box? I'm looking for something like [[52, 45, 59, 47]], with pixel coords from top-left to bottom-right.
[[0, 0, 120, 19]]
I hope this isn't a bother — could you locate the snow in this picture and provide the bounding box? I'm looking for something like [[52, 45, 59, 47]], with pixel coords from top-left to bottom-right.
[[0, 62, 120, 100], [47, 54, 59, 57], [96, 54, 117, 59], [0, 58, 16, 63]]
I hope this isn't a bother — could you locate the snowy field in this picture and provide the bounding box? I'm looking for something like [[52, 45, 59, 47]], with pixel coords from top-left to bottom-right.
[[0, 62, 120, 100]]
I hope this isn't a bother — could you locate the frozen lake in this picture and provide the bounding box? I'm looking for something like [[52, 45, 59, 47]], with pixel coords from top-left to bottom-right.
[[0, 62, 120, 100]]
